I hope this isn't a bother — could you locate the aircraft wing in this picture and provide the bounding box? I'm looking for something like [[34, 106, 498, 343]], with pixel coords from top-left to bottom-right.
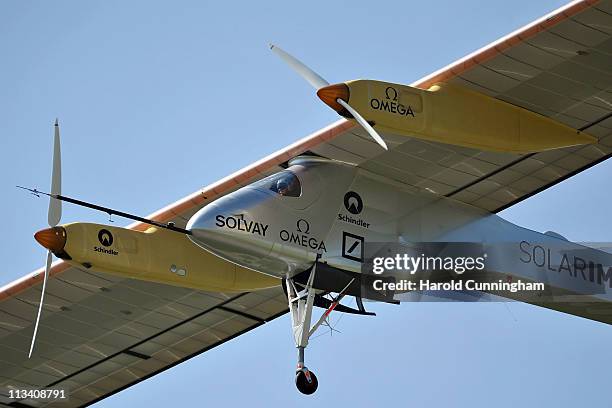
[[0, 272, 287, 407], [311, 0, 612, 213], [2, 0, 611, 405]]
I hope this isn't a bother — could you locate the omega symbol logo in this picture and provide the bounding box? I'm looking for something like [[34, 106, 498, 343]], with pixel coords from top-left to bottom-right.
[[98, 229, 114, 247], [385, 86, 398, 101], [297, 219, 310, 234], [344, 191, 363, 215]]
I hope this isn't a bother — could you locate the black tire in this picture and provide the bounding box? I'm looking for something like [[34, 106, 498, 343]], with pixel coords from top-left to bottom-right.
[[295, 370, 318, 395]]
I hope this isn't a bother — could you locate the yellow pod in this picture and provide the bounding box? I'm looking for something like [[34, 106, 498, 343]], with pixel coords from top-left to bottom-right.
[[53, 222, 280, 292]]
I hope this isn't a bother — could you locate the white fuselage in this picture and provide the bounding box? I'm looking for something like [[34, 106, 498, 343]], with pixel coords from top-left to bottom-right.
[[187, 156, 612, 307]]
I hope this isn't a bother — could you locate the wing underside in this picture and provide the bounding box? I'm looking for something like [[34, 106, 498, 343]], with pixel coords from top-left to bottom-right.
[[0, 269, 287, 407]]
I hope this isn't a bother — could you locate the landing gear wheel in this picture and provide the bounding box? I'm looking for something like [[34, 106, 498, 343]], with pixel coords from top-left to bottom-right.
[[295, 370, 318, 395]]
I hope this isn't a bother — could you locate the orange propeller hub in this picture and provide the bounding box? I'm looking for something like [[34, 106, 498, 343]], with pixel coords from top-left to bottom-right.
[[34, 226, 66, 253], [316, 83, 350, 114]]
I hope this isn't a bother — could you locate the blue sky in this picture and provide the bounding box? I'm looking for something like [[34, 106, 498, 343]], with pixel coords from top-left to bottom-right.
[[2, 0, 612, 406]]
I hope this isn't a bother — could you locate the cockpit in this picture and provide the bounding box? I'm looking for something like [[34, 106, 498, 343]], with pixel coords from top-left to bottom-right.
[[259, 170, 302, 197]]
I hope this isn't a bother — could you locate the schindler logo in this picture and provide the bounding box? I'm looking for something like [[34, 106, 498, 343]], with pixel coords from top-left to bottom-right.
[[98, 229, 113, 246], [94, 229, 118, 256], [339, 191, 370, 229], [344, 191, 363, 215], [370, 86, 415, 117]]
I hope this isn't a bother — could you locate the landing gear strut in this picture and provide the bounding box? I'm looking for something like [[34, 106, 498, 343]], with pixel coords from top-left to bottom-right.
[[285, 261, 355, 395], [286, 264, 319, 395]]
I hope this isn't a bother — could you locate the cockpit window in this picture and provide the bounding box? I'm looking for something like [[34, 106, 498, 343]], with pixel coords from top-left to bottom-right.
[[267, 171, 302, 197]]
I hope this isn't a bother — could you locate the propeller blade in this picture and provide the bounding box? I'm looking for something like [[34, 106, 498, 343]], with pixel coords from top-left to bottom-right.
[[48, 119, 62, 227], [269, 45, 387, 150], [336, 98, 388, 150], [269, 44, 329, 90], [29, 120, 63, 357], [28, 250, 52, 358]]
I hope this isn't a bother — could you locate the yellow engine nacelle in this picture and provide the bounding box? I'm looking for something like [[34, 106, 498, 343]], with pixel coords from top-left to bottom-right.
[[319, 80, 595, 153], [52, 222, 280, 292]]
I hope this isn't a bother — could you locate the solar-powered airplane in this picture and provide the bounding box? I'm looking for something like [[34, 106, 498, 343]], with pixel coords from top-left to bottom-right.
[[2, 0, 612, 403]]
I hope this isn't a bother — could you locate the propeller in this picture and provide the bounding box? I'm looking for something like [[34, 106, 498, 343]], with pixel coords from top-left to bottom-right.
[[28, 119, 62, 358], [270, 44, 388, 151]]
